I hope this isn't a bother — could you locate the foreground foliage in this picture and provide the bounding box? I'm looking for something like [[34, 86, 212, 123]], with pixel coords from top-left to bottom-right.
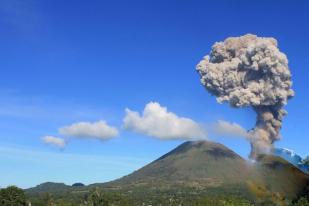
[[0, 186, 27, 206], [26, 186, 309, 206], [1, 185, 308, 205]]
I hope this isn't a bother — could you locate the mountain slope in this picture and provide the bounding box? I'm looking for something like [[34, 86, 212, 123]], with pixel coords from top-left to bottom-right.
[[254, 154, 309, 198], [26, 182, 71, 195], [27, 140, 309, 202], [103, 141, 309, 200], [109, 141, 251, 187]]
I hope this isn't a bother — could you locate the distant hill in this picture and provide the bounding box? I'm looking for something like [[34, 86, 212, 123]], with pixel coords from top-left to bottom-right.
[[26, 182, 70, 195], [273, 147, 309, 174], [26, 141, 309, 203], [72, 182, 85, 187]]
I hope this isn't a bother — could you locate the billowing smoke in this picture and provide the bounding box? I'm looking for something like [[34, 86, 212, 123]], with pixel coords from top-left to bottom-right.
[[196, 34, 294, 158]]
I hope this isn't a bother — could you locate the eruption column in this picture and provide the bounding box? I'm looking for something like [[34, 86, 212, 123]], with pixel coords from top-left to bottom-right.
[[196, 34, 294, 158]]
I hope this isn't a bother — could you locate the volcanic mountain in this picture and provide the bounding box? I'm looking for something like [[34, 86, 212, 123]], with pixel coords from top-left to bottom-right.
[[27, 141, 309, 203], [102, 141, 309, 200], [108, 141, 250, 186]]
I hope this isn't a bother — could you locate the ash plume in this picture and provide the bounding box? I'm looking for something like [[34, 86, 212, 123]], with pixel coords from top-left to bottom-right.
[[196, 34, 294, 158]]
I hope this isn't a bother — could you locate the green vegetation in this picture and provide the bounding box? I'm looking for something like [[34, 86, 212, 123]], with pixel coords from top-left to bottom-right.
[[2, 141, 308, 205], [25, 187, 309, 206], [1, 184, 308, 205], [26, 187, 254, 206], [293, 197, 309, 206], [0, 186, 27, 206], [292, 186, 309, 206]]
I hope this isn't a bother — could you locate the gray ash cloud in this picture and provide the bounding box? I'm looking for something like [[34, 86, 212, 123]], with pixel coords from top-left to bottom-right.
[[196, 34, 294, 158]]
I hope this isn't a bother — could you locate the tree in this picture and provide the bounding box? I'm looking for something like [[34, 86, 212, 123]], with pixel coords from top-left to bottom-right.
[[293, 197, 309, 206], [0, 186, 27, 206], [87, 187, 109, 206], [43, 192, 55, 206]]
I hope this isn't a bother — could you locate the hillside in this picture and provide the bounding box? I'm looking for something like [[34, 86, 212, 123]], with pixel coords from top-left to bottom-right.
[[106, 141, 251, 187], [26, 182, 71, 196], [254, 154, 309, 198], [26, 141, 309, 204], [100, 141, 309, 200]]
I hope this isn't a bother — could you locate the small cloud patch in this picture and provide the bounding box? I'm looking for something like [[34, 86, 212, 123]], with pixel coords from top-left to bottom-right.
[[42, 136, 66, 148], [59, 120, 118, 140]]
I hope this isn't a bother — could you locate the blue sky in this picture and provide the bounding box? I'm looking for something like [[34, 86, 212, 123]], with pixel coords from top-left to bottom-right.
[[0, 0, 309, 189]]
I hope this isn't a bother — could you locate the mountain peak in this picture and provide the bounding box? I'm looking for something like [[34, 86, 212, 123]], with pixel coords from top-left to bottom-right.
[[109, 140, 249, 189], [156, 140, 240, 162]]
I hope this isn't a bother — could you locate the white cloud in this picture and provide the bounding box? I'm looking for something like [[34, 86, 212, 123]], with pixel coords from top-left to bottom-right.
[[212, 120, 249, 138], [42, 136, 66, 148], [123, 102, 206, 140], [59, 120, 118, 140]]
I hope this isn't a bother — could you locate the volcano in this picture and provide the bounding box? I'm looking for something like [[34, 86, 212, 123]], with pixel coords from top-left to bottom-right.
[[103, 141, 309, 200], [27, 141, 309, 203]]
